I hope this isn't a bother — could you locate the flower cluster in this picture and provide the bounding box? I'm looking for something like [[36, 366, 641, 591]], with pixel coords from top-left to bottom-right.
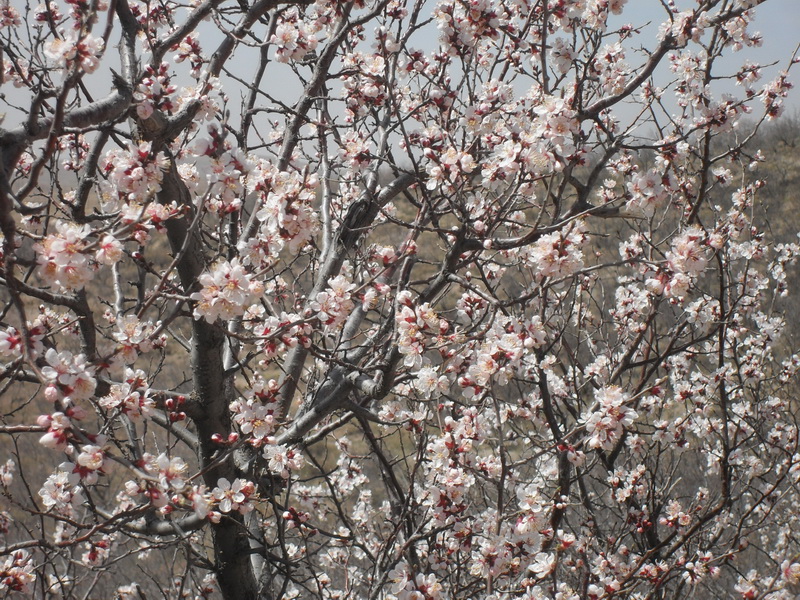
[[583, 386, 638, 450], [667, 226, 709, 276], [532, 95, 580, 159], [211, 478, 256, 514], [270, 7, 320, 63], [39, 467, 84, 514], [64, 442, 109, 485], [44, 31, 104, 73], [38, 412, 74, 452], [41, 348, 97, 403], [264, 444, 305, 479], [144, 453, 189, 496], [0, 2, 21, 27], [388, 562, 444, 600], [99, 369, 156, 421], [524, 221, 586, 280], [0, 326, 23, 359], [434, 0, 506, 55], [457, 315, 546, 398], [230, 378, 281, 445], [413, 366, 450, 398], [33, 2, 61, 23], [81, 534, 115, 567], [247, 163, 319, 259], [134, 62, 177, 119], [338, 130, 373, 170], [0, 550, 35, 593], [309, 275, 356, 328], [175, 76, 224, 121], [100, 142, 168, 207], [396, 292, 447, 368], [1, 1, 798, 598], [35, 222, 94, 291], [761, 71, 794, 119], [113, 316, 166, 365], [341, 52, 389, 119], [626, 168, 671, 217], [425, 146, 476, 191], [251, 311, 312, 360], [593, 42, 629, 95], [172, 34, 205, 77], [191, 259, 264, 323]]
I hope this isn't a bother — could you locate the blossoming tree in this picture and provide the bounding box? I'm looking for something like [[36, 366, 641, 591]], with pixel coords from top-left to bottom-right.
[[1, 0, 799, 598]]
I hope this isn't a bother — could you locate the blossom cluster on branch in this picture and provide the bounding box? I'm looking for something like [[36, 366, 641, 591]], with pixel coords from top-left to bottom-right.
[[0, 0, 799, 599]]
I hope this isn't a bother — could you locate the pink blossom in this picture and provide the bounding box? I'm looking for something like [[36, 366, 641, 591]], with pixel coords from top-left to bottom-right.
[[0, 550, 35, 593], [264, 444, 305, 479], [38, 412, 72, 451], [191, 259, 264, 323], [528, 222, 586, 279], [212, 478, 255, 514], [35, 222, 93, 291], [584, 386, 638, 450], [667, 226, 708, 276], [44, 31, 104, 74], [39, 467, 84, 512], [0, 2, 21, 28]]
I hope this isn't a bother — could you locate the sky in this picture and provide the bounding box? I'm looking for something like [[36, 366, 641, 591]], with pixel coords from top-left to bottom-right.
[[1, 0, 799, 128], [624, 0, 800, 114], [212, 0, 800, 134]]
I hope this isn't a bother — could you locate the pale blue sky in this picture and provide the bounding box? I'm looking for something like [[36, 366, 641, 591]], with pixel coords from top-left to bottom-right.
[[624, 0, 800, 111], [2, 1, 798, 127]]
